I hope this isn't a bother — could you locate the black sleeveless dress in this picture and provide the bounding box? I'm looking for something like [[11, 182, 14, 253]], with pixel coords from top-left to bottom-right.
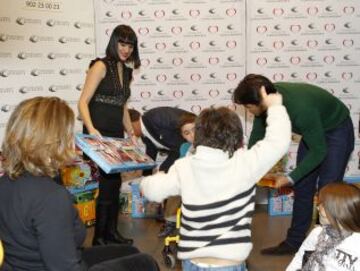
[[84, 57, 132, 138]]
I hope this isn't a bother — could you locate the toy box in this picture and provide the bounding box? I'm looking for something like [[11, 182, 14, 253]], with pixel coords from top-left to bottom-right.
[[75, 133, 156, 174], [268, 187, 294, 216], [73, 190, 98, 226], [131, 182, 161, 218], [119, 192, 132, 214]]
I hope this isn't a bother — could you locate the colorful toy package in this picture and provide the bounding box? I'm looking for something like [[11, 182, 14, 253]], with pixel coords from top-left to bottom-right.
[[268, 187, 294, 216], [73, 189, 98, 226], [131, 182, 161, 219]]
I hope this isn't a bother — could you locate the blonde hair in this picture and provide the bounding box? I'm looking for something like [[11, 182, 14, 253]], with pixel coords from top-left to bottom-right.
[[0, 240, 3, 267], [319, 183, 360, 233], [2, 96, 75, 179]]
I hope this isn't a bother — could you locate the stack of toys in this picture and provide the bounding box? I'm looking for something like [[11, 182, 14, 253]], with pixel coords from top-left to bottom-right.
[[61, 157, 99, 226]]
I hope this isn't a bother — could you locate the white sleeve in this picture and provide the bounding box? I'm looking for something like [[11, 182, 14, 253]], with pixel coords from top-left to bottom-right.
[[286, 227, 322, 271], [140, 164, 181, 203], [239, 105, 291, 183]]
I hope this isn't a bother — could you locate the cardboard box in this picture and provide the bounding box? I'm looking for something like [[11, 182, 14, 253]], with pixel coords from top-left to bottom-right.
[[75, 133, 156, 174], [75, 199, 96, 227], [73, 190, 98, 226], [119, 192, 132, 214], [268, 187, 294, 216]]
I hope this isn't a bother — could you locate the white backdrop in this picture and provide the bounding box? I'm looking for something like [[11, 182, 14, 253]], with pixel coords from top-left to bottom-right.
[[0, 0, 95, 139], [94, 0, 246, 115], [0, 0, 359, 178], [246, 0, 360, 178]]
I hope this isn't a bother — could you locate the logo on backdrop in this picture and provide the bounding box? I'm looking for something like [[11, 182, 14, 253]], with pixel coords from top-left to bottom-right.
[[18, 86, 43, 94], [209, 89, 220, 98], [140, 91, 151, 99], [191, 105, 202, 113], [306, 72, 318, 81], [154, 10, 165, 18], [226, 8, 237, 17], [173, 90, 184, 98], [138, 27, 149, 36], [189, 9, 200, 18], [273, 73, 285, 81], [226, 40, 237, 49], [171, 26, 183, 35], [324, 23, 336, 32], [256, 25, 268, 34], [172, 57, 183, 66], [189, 41, 200, 50], [208, 56, 220, 65], [155, 42, 166, 51], [156, 74, 167, 82], [226, 73, 237, 81], [190, 73, 202, 82], [141, 58, 151, 67], [17, 52, 42, 59]]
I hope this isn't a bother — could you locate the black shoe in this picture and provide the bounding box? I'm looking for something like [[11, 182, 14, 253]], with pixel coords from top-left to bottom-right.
[[261, 241, 298, 255], [92, 237, 107, 246], [158, 221, 176, 237], [106, 231, 133, 245]]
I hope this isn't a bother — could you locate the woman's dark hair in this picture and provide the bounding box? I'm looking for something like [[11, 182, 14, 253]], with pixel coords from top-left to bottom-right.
[[194, 107, 243, 157], [233, 74, 277, 105], [319, 182, 360, 233], [106, 25, 141, 69]]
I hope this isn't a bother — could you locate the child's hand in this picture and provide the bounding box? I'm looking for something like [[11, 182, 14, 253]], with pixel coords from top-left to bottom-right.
[[260, 86, 283, 108]]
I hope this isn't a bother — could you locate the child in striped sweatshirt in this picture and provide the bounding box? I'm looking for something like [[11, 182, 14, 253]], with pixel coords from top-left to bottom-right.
[[141, 89, 291, 270]]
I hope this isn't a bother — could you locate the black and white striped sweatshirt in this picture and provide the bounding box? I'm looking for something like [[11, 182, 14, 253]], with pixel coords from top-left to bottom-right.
[[141, 105, 291, 261]]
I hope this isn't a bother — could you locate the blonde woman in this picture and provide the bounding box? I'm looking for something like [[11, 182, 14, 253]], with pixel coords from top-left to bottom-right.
[[0, 97, 158, 271]]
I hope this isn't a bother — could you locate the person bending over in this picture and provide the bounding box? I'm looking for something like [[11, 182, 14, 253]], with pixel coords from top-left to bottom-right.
[[233, 74, 354, 255]]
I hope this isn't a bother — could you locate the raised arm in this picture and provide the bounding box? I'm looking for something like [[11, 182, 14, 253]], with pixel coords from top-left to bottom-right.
[[239, 88, 291, 183]]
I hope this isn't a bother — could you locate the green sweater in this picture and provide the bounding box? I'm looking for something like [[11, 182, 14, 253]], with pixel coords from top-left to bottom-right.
[[248, 82, 350, 182]]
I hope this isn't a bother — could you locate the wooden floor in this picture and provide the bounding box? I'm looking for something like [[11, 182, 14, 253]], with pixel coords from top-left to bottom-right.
[[84, 205, 294, 271]]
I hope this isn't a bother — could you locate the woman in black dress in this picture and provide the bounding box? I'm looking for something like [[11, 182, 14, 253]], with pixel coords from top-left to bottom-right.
[[78, 25, 140, 246]]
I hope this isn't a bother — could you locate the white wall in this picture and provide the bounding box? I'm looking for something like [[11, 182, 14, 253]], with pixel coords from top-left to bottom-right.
[[0, 0, 95, 140]]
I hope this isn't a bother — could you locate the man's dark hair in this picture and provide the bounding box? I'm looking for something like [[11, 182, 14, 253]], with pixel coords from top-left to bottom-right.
[[106, 24, 141, 69], [128, 108, 141, 122], [233, 74, 277, 105], [194, 107, 243, 157]]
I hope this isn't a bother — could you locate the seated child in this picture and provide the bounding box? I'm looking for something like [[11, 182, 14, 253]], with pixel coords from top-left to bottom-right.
[[178, 112, 196, 157], [159, 112, 197, 237], [141, 89, 291, 270], [286, 182, 360, 271]]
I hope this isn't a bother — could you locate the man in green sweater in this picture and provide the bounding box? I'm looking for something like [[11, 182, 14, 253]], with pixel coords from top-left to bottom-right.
[[233, 74, 354, 255]]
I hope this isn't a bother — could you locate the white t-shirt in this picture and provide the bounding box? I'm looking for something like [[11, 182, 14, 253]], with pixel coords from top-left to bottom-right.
[[287, 226, 360, 271]]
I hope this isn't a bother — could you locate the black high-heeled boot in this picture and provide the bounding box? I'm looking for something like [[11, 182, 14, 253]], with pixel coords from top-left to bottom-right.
[[106, 201, 133, 245], [92, 202, 109, 246]]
